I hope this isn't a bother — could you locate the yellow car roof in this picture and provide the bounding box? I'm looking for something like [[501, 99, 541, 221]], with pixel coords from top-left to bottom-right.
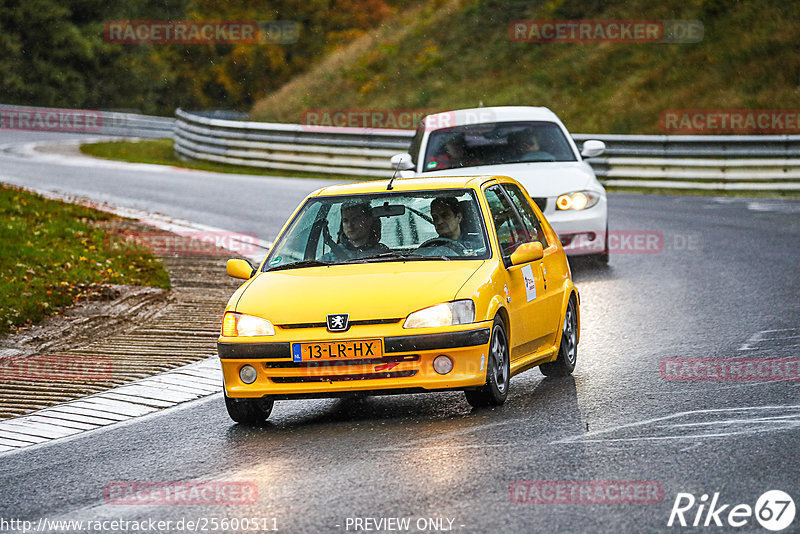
[[313, 175, 513, 197]]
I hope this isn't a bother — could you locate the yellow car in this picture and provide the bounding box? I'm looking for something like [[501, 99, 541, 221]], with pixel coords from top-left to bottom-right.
[[218, 175, 580, 423]]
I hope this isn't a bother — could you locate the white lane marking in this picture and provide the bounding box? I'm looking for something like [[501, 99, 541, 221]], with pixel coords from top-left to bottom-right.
[[143, 375, 221, 394], [747, 200, 800, 215], [0, 430, 49, 444], [0, 436, 37, 447], [70, 398, 158, 418], [0, 358, 222, 454], [739, 328, 800, 350], [0, 420, 81, 439], [110, 384, 203, 403], [26, 409, 118, 426], [553, 405, 800, 444], [49, 405, 131, 421], [127, 377, 217, 396], [25, 415, 98, 431], [99, 392, 175, 408]]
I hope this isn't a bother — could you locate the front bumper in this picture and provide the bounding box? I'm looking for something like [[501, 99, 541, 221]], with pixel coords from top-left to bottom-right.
[[219, 324, 492, 399], [544, 198, 608, 256]]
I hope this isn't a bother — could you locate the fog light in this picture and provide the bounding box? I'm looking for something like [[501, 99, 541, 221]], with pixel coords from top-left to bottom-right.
[[239, 364, 257, 384], [433, 355, 453, 375]]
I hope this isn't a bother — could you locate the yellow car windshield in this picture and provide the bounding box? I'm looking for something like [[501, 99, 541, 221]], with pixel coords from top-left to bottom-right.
[[264, 189, 490, 270]]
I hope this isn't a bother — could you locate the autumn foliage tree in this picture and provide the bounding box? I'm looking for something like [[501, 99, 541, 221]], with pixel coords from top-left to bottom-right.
[[0, 0, 401, 114]]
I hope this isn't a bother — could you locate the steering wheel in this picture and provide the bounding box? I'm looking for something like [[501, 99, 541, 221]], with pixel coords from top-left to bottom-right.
[[417, 237, 466, 255]]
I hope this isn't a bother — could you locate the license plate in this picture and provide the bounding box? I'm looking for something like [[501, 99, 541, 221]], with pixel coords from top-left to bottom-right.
[[292, 339, 382, 362]]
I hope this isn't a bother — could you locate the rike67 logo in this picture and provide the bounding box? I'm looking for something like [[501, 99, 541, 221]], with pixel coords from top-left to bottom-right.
[[668, 490, 795, 531]]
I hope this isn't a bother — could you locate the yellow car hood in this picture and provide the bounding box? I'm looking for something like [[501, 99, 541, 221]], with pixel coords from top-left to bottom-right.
[[234, 261, 485, 324]]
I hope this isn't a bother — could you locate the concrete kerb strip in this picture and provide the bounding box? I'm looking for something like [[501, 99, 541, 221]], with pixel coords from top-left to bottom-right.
[[0, 359, 222, 455]]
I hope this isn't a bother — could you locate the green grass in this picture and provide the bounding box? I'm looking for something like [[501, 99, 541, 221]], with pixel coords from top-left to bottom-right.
[[250, 0, 800, 135], [80, 138, 367, 181], [0, 186, 171, 335]]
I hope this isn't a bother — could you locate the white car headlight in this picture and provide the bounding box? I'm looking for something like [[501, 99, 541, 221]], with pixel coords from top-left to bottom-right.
[[556, 190, 600, 211], [403, 300, 475, 329], [222, 312, 275, 337]]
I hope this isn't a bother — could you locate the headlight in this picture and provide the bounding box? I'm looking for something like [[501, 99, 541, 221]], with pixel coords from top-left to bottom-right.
[[403, 300, 475, 329], [221, 312, 275, 337], [556, 191, 600, 211]]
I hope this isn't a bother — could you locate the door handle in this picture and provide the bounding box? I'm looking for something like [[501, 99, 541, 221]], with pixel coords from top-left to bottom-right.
[[541, 263, 547, 291]]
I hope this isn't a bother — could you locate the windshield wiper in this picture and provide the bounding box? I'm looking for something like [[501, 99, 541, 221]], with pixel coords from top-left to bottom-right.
[[343, 252, 451, 263], [265, 260, 331, 272]]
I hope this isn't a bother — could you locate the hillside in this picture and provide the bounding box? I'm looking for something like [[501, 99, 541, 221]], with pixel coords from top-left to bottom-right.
[[250, 0, 800, 134]]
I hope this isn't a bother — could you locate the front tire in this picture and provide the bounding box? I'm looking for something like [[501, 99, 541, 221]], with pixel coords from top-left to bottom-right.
[[465, 316, 510, 408], [540, 296, 578, 377], [224, 393, 274, 424]]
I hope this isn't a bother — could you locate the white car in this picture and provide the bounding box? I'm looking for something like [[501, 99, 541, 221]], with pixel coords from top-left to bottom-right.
[[391, 106, 609, 262]]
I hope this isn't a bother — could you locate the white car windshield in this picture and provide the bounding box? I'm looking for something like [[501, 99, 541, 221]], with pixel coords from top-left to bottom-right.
[[264, 189, 490, 270], [423, 121, 577, 171]]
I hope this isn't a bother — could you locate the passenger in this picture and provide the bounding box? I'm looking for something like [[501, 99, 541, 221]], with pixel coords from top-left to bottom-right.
[[322, 201, 388, 260], [429, 133, 474, 169]]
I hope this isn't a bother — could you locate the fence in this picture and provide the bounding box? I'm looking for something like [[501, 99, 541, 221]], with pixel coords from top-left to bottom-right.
[[0, 104, 174, 138], [173, 110, 800, 191]]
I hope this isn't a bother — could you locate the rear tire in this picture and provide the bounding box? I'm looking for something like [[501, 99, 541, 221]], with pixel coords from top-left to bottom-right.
[[465, 316, 510, 408], [224, 393, 274, 424], [540, 296, 578, 377]]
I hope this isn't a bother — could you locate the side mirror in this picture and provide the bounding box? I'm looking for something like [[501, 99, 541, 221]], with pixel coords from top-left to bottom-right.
[[390, 153, 415, 171], [581, 140, 605, 158], [510, 242, 544, 266], [226, 258, 256, 280]]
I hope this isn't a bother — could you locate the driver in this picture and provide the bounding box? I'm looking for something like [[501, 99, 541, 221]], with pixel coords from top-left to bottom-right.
[[509, 129, 554, 162], [321, 201, 388, 260], [431, 197, 464, 241]]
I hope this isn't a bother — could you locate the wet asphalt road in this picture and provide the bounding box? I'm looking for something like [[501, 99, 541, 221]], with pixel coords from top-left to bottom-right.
[[1, 132, 799, 533]]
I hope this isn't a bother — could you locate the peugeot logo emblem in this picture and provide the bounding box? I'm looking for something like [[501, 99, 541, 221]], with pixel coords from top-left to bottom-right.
[[327, 313, 349, 332]]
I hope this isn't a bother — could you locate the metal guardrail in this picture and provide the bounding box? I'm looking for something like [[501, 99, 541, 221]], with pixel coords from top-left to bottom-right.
[[0, 103, 174, 138], [172, 109, 800, 191], [174, 108, 410, 177]]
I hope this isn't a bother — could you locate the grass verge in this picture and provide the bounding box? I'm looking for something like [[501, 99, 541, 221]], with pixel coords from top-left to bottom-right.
[[80, 138, 363, 181], [0, 185, 171, 335]]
